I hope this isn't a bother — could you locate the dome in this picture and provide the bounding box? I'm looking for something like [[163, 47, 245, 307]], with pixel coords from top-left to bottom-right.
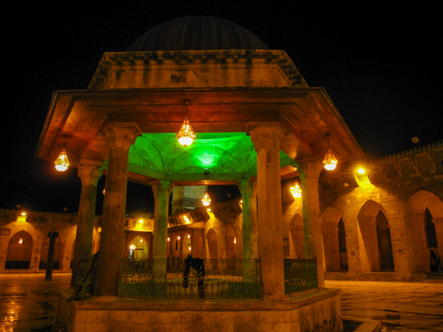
[[127, 16, 269, 51]]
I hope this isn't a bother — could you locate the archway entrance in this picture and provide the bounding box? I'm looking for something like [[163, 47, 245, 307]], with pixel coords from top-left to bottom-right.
[[128, 235, 149, 260], [405, 191, 443, 273], [321, 208, 346, 272], [358, 200, 395, 272], [5, 231, 33, 269]]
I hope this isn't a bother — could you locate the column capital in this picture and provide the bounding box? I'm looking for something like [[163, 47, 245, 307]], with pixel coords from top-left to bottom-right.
[[247, 122, 286, 151], [77, 159, 103, 185], [103, 122, 142, 150], [296, 159, 323, 180], [238, 180, 257, 197], [152, 180, 174, 198]]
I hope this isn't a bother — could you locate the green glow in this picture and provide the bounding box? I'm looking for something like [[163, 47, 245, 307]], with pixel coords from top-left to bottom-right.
[[124, 132, 294, 181]]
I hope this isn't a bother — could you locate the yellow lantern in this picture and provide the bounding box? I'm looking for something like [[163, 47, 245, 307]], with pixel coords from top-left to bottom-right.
[[54, 148, 70, 172], [323, 134, 338, 171], [202, 190, 211, 206], [290, 183, 302, 198], [176, 101, 196, 147]]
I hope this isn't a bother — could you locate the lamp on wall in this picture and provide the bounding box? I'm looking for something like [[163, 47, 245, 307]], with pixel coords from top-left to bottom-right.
[[202, 186, 211, 206], [176, 100, 196, 147], [323, 134, 338, 171], [290, 182, 302, 198], [54, 135, 70, 172]]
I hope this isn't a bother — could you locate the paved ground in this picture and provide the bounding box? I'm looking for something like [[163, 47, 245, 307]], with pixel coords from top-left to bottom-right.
[[0, 274, 442, 331], [326, 280, 443, 331]]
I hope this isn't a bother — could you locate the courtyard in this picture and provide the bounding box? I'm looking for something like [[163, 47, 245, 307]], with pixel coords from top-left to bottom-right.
[[0, 273, 442, 331]]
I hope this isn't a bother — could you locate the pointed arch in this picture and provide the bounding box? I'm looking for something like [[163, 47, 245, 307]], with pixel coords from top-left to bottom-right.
[[357, 200, 394, 272], [321, 207, 347, 271], [128, 235, 149, 260], [289, 214, 304, 259], [405, 190, 443, 272], [5, 231, 33, 269]]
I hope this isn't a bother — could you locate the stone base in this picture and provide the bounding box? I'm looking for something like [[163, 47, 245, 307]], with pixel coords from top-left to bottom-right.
[[55, 288, 342, 332]]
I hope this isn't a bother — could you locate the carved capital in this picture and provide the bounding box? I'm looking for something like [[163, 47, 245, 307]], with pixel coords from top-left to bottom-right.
[[77, 159, 103, 185], [247, 122, 286, 151], [238, 180, 257, 197], [104, 122, 142, 151], [152, 180, 174, 199]]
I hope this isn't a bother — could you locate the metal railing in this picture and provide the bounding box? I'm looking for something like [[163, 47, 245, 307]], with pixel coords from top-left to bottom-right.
[[119, 258, 262, 299], [284, 259, 318, 294]]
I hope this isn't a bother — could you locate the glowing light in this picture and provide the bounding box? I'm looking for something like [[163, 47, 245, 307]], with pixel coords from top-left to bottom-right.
[[102, 188, 106, 195], [289, 183, 302, 198], [176, 101, 196, 147], [188, 246, 192, 251], [97, 227, 102, 234], [202, 190, 211, 206], [140, 238, 143, 243], [357, 167, 366, 174], [21, 212, 26, 216], [129, 244, 136, 250], [240, 199, 243, 203], [19, 238, 23, 244], [167, 237, 170, 242], [138, 219, 144, 224], [183, 215, 191, 224], [207, 208, 211, 212], [234, 237, 237, 244], [323, 134, 338, 171], [177, 236, 181, 240], [187, 234, 191, 239], [54, 148, 70, 172], [323, 148, 338, 171]]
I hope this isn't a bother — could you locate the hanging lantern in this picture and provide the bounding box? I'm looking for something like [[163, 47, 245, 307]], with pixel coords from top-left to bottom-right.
[[129, 244, 136, 250], [54, 148, 70, 172], [176, 101, 196, 147], [290, 183, 302, 198], [54, 135, 70, 172], [202, 190, 211, 206], [323, 134, 338, 171]]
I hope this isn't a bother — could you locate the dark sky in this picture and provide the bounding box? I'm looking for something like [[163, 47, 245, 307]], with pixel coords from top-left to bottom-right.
[[1, 2, 441, 213]]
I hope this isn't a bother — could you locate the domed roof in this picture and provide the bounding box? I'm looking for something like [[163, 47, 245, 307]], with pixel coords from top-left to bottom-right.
[[127, 16, 269, 51]]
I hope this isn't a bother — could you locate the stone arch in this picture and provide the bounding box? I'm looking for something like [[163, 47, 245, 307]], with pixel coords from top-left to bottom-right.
[[289, 214, 304, 259], [301, 317, 313, 332], [5, 231, 33, 269], [225, 225, 237, 269], [128, 235, 149, 260], [357, 200, 394, 272], [321, 207, 347, 272], [40, 232, 64, 270], [405, 190, 443, 272]]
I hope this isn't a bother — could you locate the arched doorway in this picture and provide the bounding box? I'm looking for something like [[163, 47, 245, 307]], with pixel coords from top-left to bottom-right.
[[358, 200, 394, 272], [39, 233, 64, 270], [5, 231, 33, 269], [289, 214, 304, 259], [321, 208, 346, 272], [128, 235, 149, 260], [405, 190, 443, 273]]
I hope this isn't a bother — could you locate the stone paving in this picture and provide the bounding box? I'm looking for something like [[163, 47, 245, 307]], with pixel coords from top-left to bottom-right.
[[326, 280, 443, 331], [0, 274, 442, 331]]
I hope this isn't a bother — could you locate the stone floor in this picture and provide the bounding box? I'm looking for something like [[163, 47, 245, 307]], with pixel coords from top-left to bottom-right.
[[0, 274, 442, 331], [325, 280, 443, 331]]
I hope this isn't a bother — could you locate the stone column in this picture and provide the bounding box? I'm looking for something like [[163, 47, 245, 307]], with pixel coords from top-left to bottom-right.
[[71, 160, 102, 287], [95, 123, 141, 297], [249, 124, 286, 301], [152, 181, 174, 261], [238, 180, 258, 260], [297, 160, 325, 288]]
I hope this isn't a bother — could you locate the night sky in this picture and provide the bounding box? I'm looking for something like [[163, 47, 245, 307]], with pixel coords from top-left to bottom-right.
[[1, 2, 441, 213]]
